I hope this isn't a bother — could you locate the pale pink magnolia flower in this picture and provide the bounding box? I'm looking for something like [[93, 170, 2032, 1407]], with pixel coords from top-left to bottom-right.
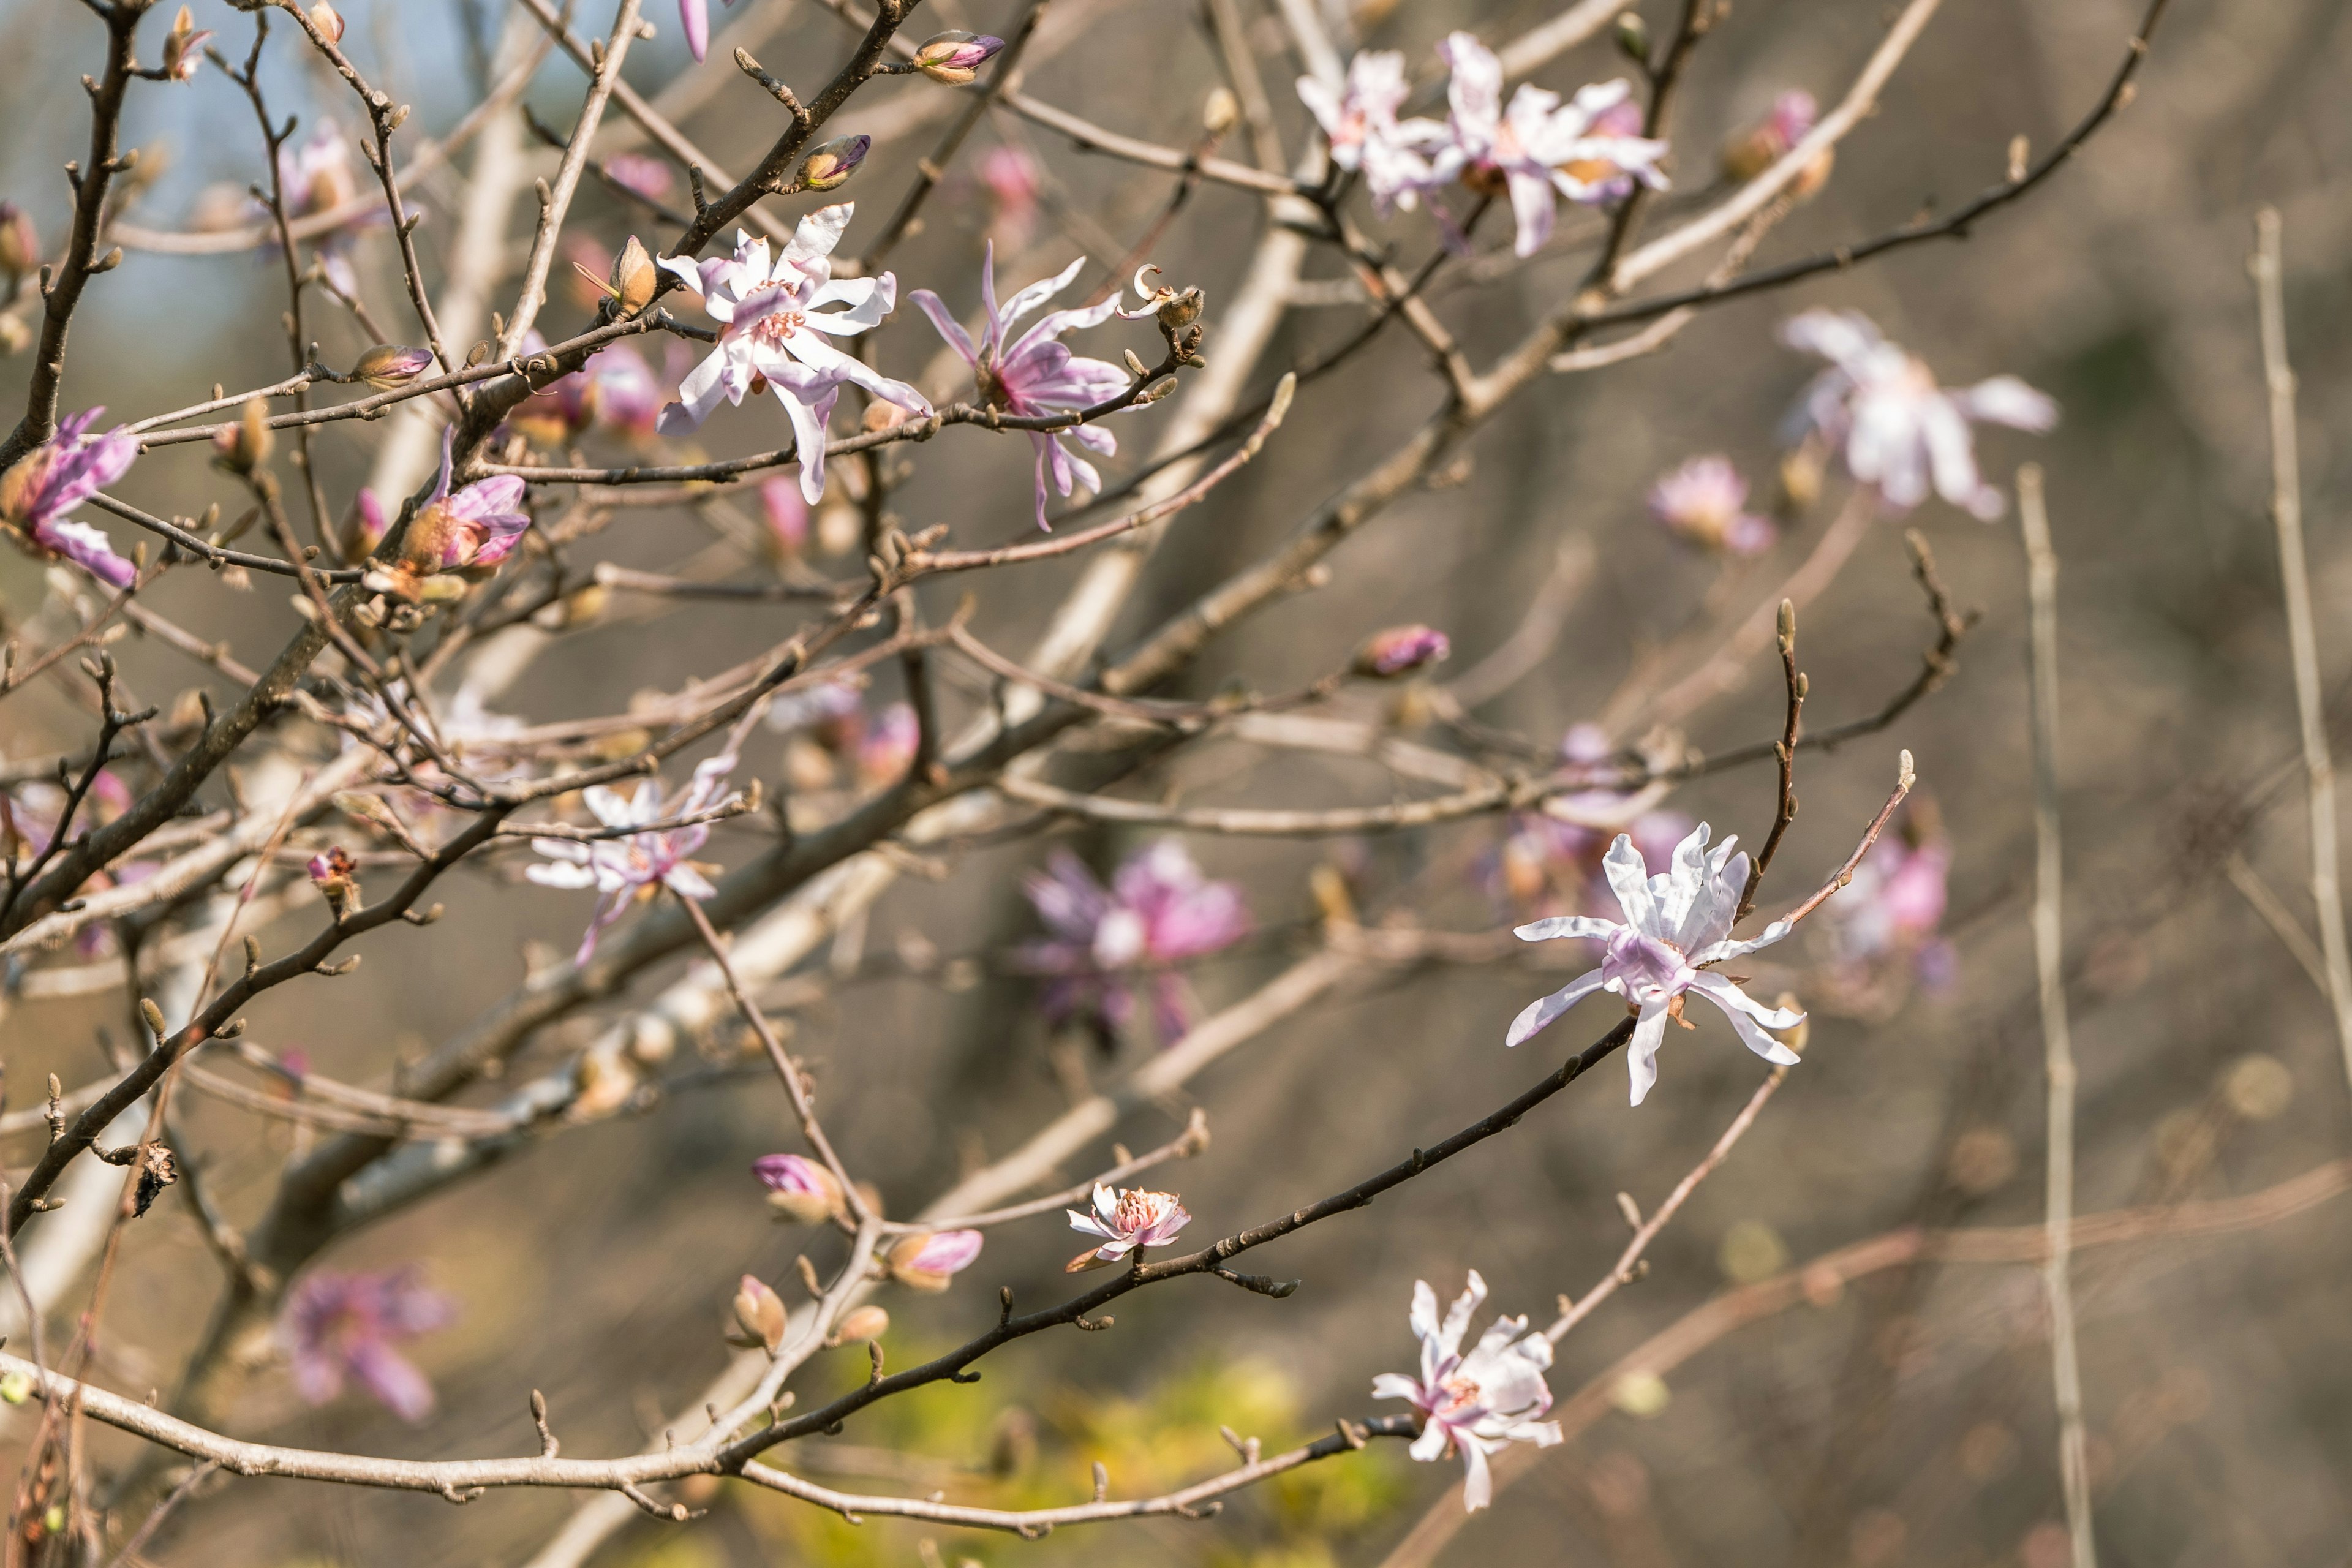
[[1722, 89, 1821, 182], [1508, 821, 1803, 1106], [1647, 455, 1776, 556], [0, 407, 138, 587], [764, 677, 863, 734], [364, 429, 531, 600], [273, 122, 381, 296], [1297, 51, 1448, 216], [1431, 33, 1667, 257], [657, 207, 930, 503], [888, 1229, 983, 1291], [279, 1268, 456, 1424], [1822, 811, 1954, 990], [856, 701, 919, 788], [1373, 1271, 1562, 1512], [511, 337, 665, 447], [526, 747, 742, 963], [910, 244, 1139, 529], [1065, 1185, 1191, 1270], [1019, 840, 1251, 1042], [1780, 309, 2057, 519]]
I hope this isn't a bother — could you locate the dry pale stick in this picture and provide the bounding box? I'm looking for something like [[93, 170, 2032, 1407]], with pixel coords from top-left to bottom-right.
[[2020, 462, 2096, 1568], [2249, 206, 2352, 1095]]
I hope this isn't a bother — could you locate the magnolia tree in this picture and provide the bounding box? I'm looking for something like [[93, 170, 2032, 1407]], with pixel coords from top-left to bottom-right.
[[0, 0, 2180, 1561]]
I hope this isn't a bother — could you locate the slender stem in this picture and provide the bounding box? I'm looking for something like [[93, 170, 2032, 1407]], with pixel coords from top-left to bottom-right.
[[2250, 206, 2352, 1095], [2019, 462, 2095, 1568]]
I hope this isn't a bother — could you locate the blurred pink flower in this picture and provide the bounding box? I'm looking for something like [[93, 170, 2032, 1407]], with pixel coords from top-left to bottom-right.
[[1355, 624, 1452, 677], [526, 745, 742, 963], [1781, 309, 2057, 519], [1430, 33, 1667, 256], [1648, 455, 1776, 556], [910, 244, 1139, 529], [979, 146, 1042, 247], [1372, 1271, 1561, 1511], [1019, 840, 1250, 1042], [1298, 51, 1449, 217], [856, 701, 919, 788], [603, 153, 676, 204], [760, 477, 809, 557], [1509, 822, 1803, 1105], [273, 123, 381, 296], [0, 407, 138, 587], [1820, 809, 1954, 993], [1066, 1184, 1190, 1270], [279, 1267, 456, 1423]]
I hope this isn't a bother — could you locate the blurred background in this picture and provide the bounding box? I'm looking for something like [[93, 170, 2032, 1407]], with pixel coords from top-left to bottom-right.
[[4, 0, 2351, 1562]]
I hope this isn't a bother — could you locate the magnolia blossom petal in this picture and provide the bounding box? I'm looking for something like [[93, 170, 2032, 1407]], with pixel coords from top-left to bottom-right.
[[1626, 1003, 1672, 1106], [1504, 967, 1608, 1047], [38, 518, 136, 587], [1512, 914, 1621, 943], [1956, 375, 2059, 431], [908, 290, 979, 365], [1459, 1440, 1496, 1512], [1600, 834, 1657, 935]]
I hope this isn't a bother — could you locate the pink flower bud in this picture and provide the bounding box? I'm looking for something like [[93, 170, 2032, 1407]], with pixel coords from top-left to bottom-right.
[[886, 1229, 982, 1292], [799, 135, 869, 193], [732, 1274, 787, 1351], [760, 478, 808, 559], [753, 1153, 844, 1224], [913, 30, 1004, 85], [353, 344, 434, 390], [309, 846, 358, 916], [162, 6, 215, 81], [1353, 624, 1451, 678], [0, 205, 36, 281], [603, 156, 676, 205]]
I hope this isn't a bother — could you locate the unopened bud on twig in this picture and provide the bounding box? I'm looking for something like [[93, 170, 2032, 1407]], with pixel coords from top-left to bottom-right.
[[1202, 86, 1240, 137], [1613, 10, 1649, 66], [211, 398, 273, 475], [912, 31, 1004, 85], [799, 135, 870, 193], [0, 204, 36, 282], [307, 846, 359, 918], [732, 1274, 788, 1351], [1353, 624, 1451, 679], [886, 1230, 983, 1292], [307, 1, 346, 43], [753, 1153, 846, 1224], [353, 344, 432, 390], [833, 1305, 889, 1343], [161, 7, 214, 82], [139, 997, 167, 1038]]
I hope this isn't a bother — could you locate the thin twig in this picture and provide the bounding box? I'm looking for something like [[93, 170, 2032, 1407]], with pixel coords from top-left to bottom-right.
[[2250, 206, 2352, 1096], [2019, 462, 2095, 1568]]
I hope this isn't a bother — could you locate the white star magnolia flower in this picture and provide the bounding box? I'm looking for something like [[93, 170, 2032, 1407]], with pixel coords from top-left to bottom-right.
[[1065, 1184, 1190, 1271], [1780, 308, 2057, 519], [1372, 1271, 1562, 1511], [525, 749, 741, 964], [656, 205, 931, 504], [1507, 822, 1804, 1106]]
